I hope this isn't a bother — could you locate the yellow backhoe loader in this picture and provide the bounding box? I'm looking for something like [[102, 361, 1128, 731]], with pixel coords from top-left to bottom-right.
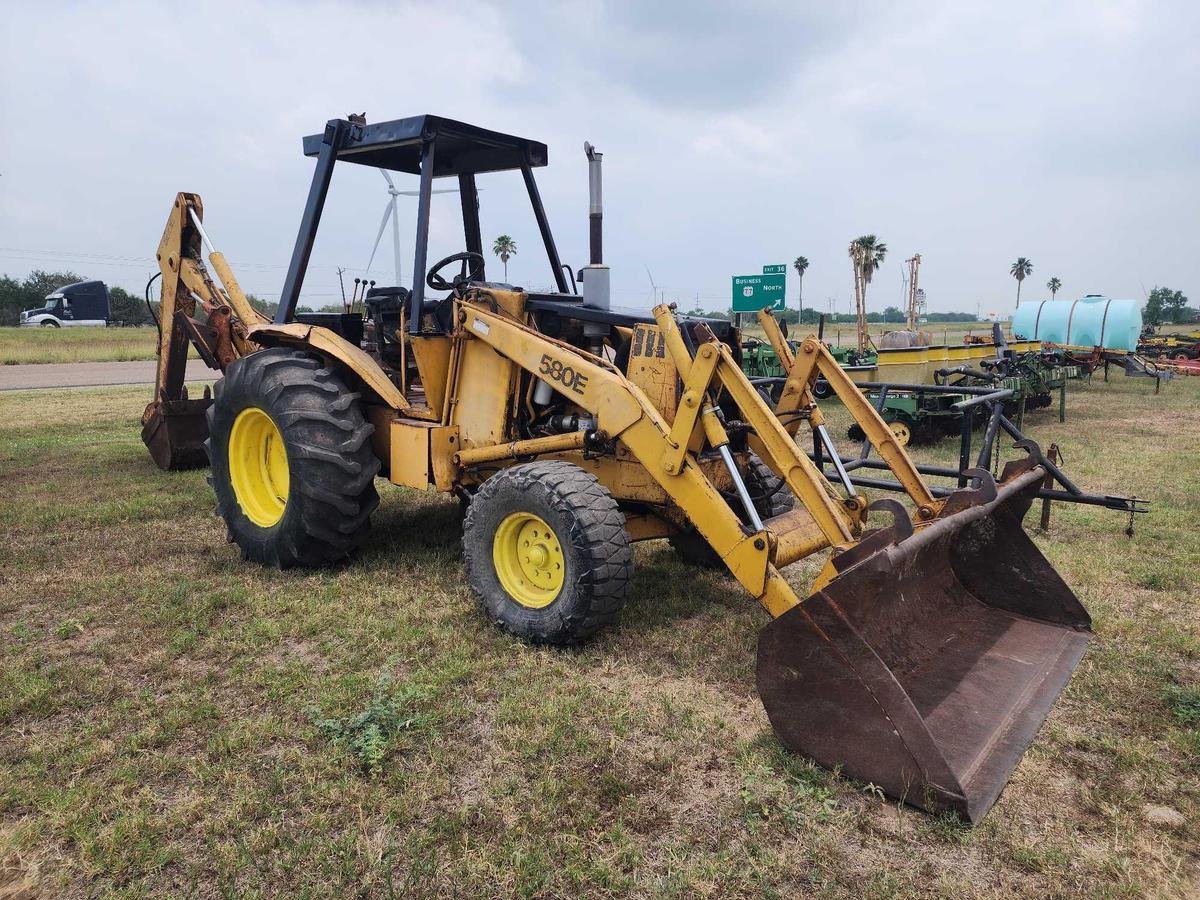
[[141, 114, 1091, 821]]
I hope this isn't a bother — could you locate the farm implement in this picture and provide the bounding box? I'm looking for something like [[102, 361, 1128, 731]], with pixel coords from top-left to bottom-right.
[[143, 113, 1106, 821], [745, 325, 1082, 447], [1137, 330, 1199, 362]]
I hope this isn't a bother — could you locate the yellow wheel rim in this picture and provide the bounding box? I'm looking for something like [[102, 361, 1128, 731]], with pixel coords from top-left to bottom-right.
[[228, 407, 290, 527], [889, 420, 912, 447], [493, 512, 565, 608]]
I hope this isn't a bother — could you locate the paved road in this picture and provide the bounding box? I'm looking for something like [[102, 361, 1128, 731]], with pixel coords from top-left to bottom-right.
[[0, 360, 216, 392]]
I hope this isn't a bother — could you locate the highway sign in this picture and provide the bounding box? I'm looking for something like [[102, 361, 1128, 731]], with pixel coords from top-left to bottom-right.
[[763, 264, 787, 275], [732, 273, 786, 312]]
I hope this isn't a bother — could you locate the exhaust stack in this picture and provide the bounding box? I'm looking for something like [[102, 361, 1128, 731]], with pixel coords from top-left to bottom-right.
[[580, 142, 610, 311], [585, 141, 603, 264]]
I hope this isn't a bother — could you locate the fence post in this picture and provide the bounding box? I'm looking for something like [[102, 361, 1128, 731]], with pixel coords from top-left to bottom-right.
[[1039, 443, 1059, 531]]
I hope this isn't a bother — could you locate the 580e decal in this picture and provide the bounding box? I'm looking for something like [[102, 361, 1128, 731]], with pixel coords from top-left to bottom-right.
[[538, 353, 589, 395]]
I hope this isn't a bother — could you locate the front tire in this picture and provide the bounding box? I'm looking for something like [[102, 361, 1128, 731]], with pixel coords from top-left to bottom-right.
[[463, 460, 631, 645], [41, 321, 60, 328], [206, 348, 380, 568]]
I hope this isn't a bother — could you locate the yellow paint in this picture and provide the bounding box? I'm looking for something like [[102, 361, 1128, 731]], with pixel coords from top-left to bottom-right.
[[248, 322, 409, 410], [456, 431, 585, 467], [228, 407, 289, 527], [625, 324, 677, 421], [389, 420, 434, 489], [968, 343, 993, 362], [151, 193, 204, 404], [661, 344, 720, 475], [493, 512, 564, 608], [925, 345, 949, 381], [208, 251, 269, 329], [365, 405, 396, 477], [768, 508, 830, 568], [810, 556, 840, 594], [410, 335, 453, 414], [430, 426, 460, 491], [622, 512, 674, 541], [721, 532, 771, 596], [876, 345, 929, 383], [450, 336, 517, 449], [751, 314, 940, 518], [543, 454, 671, 504], [445, 300, 952, 621], [480, 287, 528, 320]]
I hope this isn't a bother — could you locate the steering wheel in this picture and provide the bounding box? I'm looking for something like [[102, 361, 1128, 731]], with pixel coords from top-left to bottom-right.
[[426, 251, 486, 293]]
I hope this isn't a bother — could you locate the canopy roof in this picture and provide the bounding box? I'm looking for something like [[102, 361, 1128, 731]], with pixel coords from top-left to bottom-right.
[[302, 114, 548, 176]]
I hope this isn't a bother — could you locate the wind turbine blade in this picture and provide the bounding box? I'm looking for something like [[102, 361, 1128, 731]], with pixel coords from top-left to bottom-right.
[[379, 168, 396, 190], [364, 201, 393, 277], [645, 266, 659, 301]]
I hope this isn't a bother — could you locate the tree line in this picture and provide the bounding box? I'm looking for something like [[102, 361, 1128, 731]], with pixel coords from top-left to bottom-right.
[[690, 305, 985, 324], [3, 268, 1192, 330], [0, 270, 315, 327]]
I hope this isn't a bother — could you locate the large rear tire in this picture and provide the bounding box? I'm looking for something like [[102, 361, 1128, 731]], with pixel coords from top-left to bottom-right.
[[463, 460, 631, 645], [206, 348, 380, 568]]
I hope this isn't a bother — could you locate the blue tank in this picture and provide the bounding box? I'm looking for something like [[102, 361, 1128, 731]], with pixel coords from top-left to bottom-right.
[[1012, 295, 1142, 352]]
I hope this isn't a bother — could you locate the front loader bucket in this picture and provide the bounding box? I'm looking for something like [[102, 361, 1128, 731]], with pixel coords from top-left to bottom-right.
[[757, 465, 1090, 822], [141, 396, 213, 471]]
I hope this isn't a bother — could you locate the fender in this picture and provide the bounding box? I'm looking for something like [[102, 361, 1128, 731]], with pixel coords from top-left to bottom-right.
[[247, 322, 409, 410], [21, 314, 62, 327]]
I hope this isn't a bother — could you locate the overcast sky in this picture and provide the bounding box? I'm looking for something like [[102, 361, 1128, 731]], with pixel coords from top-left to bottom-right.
[[2, 0, 1197, 316]]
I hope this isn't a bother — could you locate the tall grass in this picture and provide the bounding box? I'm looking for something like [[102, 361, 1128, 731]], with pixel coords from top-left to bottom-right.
[[0, 326, 162, 365]]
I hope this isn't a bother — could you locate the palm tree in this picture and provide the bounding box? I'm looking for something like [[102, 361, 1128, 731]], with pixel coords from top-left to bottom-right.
[[1047, 276, 1062, 299], [492, 234, 517, 280], [792, 256, 809, 322], [849, 235, 887, 353], [1010, 257, 1033, 307]]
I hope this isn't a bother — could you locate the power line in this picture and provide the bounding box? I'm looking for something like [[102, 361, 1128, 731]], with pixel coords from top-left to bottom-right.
[[0, 246, 342, 271]]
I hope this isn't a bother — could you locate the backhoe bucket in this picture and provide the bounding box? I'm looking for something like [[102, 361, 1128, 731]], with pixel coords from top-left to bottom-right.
[[758, 465, 1090, 821], [141, 396, 213, 471]]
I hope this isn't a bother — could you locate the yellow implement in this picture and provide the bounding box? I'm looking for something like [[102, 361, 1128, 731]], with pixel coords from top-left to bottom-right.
[[142, 114, 1090, 820]]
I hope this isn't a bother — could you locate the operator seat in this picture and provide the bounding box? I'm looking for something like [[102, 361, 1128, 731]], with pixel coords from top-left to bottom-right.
[[365, 286, 408, 347]]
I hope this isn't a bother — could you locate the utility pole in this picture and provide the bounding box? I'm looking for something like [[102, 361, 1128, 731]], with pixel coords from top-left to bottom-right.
[[905, 254, 922, 331]]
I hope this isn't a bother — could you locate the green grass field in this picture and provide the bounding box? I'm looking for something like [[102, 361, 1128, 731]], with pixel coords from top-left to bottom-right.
[[0, 322, 1008, 367], [0, 327, 164, 365], [1, 375, 1197, 897]]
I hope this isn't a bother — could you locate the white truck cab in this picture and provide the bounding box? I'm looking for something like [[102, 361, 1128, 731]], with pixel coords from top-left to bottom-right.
[[20, 280, 111, 327]]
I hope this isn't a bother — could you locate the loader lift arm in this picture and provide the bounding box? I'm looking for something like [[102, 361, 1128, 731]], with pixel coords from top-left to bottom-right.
[[456, 297, 1091, 822], [458, 299, 955, 619]]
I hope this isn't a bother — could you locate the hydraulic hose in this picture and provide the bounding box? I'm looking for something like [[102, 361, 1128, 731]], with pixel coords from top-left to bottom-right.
[[144, 271, 162, 332]]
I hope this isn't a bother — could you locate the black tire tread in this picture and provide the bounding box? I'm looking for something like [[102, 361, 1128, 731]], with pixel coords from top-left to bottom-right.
[[206, 347, 380, 568], [463, 460, 631, 644]]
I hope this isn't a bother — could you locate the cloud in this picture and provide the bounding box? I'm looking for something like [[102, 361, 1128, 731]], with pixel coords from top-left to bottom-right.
[[1, 0, 1197, 315]]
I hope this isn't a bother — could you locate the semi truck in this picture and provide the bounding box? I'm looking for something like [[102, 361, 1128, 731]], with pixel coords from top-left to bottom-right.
[[19, 280, 111, 327]]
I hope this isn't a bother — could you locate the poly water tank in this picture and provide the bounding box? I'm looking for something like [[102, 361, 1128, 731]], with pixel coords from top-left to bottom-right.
[[1012, 295, 1141, 352]]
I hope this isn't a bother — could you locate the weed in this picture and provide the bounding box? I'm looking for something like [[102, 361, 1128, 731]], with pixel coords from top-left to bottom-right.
[[1163, 684, 1200, 726], [312, 672, 436, 774], [55, 619, 84, 640]]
